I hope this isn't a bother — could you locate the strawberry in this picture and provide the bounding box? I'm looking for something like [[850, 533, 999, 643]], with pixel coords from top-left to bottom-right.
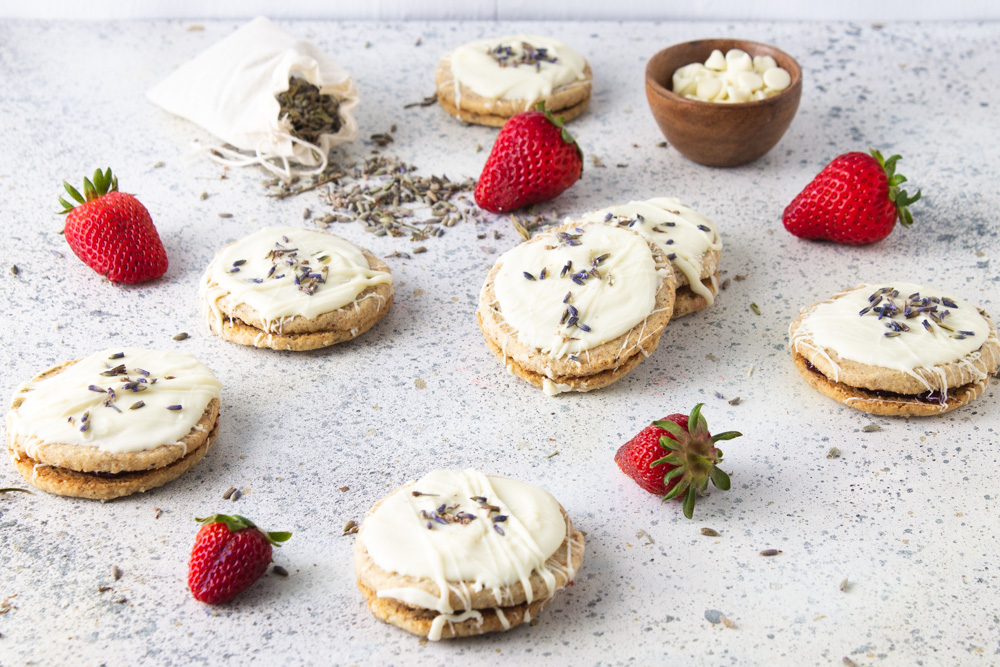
[[782, 148, 921, 245], [188, 514, 291, 604], [474, 102, 583, 213], [59, 168, 168, 283], [614, 404, 741, 519]]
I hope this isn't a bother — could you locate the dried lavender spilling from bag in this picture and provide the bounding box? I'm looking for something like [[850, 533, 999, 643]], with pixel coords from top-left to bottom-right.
[[147, 16, 360, 179], [277, 78, 343, 147]]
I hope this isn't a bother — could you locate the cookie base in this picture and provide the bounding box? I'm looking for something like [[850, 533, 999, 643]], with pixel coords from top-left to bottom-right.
[[208, 292, 393, 351], [9, 420, 218, 500], [672, 272, 719, 318], [359, 581, 551, 640], [483, 331, 654, 395], [792, 352, 989, 417], [437, 94, 589, 128]]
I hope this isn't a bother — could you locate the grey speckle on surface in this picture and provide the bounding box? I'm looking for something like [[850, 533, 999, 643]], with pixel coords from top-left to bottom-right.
[[1, 18, 999, 667]]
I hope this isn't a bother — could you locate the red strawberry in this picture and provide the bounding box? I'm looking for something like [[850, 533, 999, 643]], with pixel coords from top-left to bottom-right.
[[782, 148, 921, 245], [59, 168, 168, 283], [188, 514, 291, 604], [614, 404, 740, 519], [474, 102, 583, 213]]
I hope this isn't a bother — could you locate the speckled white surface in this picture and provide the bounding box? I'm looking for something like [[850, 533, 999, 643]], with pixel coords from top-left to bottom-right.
[[1, 19, 999, 666]]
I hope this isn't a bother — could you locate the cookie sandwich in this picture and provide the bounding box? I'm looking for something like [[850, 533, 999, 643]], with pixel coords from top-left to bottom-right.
[[580, 197, 722, 318], [5, 348, 221, 500], [354, 468, 585, 641], [478, 221, 676, 395], [200, 226, 393, 351], [436, 35, 592, 127], [789, 283, 1000, 416]]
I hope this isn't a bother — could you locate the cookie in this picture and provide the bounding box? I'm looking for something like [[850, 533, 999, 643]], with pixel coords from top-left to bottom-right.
[[354, 469, 585, 641], [579, 197, 722, 317], [435, 35, 592, 127], [789, 283, 1000, 416], [478, 221, 676, 395], [200, 226, 393, 351], [5, 348, 222, 500]]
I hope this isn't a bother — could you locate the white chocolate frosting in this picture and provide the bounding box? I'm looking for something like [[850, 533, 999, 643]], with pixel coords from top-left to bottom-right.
[[8, 348, 221, 454], [449, 35, 587, 107], [580, 197, 721, 304], [200, 226, 392, 333], [791, 283, 993, 387], [360, 469, 574, 627], [492, 223, 666, 358]]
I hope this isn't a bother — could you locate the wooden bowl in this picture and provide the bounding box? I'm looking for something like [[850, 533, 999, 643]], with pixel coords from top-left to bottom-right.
[[645, 39, 802, 167]]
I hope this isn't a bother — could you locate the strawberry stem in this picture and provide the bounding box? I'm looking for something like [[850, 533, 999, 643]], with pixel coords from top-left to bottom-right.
[[650, 403, 741, 519], [196, 514, 292, 547], [59, 167, 119, 214], [869, 147, 921, 228], [535, 101, 583, 162], [682, 487, 697, 519]]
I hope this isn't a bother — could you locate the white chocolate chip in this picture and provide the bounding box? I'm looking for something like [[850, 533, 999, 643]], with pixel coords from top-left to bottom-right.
[[725, 49, 753, 72], [705, 49, 726, 70], [753, 55, 778, 74], [762, 67, 792, 91], [726, 85, 751, 103], [737, 71, 764, 91], [696, 77, 722, 100]]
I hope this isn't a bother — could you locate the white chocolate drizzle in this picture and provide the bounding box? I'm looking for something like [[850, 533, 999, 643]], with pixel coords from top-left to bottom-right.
[[790, 282, 994, 393], [360, 469, 579, 640], [449, 35, 587, 110], [580, 197, 721, 304], [200, 226, 392, 334], [8, 348, 220, 455], [492, 223, 665, 358]]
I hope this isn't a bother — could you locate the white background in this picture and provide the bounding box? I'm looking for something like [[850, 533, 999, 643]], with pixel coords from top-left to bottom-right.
[[2, 0, 999, 20]]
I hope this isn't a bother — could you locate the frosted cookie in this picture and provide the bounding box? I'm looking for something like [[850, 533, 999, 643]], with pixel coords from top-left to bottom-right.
[[5, 348, 222, 500], [789, 283, 1000, 416], [354, 469, 585, 640], [436, 35, 592, 127], [580, 197, 722, 317], [200, 226, 393, 351], [478, 222, 676, 395]]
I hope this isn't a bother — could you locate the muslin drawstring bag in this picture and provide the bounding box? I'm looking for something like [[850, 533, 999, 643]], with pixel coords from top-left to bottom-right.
[[147, 16, 360, 180]]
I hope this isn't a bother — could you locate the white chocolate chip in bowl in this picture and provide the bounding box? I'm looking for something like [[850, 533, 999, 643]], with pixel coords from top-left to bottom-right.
[[753, 55, 777, 73], [725, 85, 751, 103], [763, 67, 792, 91], [705, 49, 726, 70], [697, 78, 723, 101], [737, 71, 764, 91], [725, 48, 753, 72]]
